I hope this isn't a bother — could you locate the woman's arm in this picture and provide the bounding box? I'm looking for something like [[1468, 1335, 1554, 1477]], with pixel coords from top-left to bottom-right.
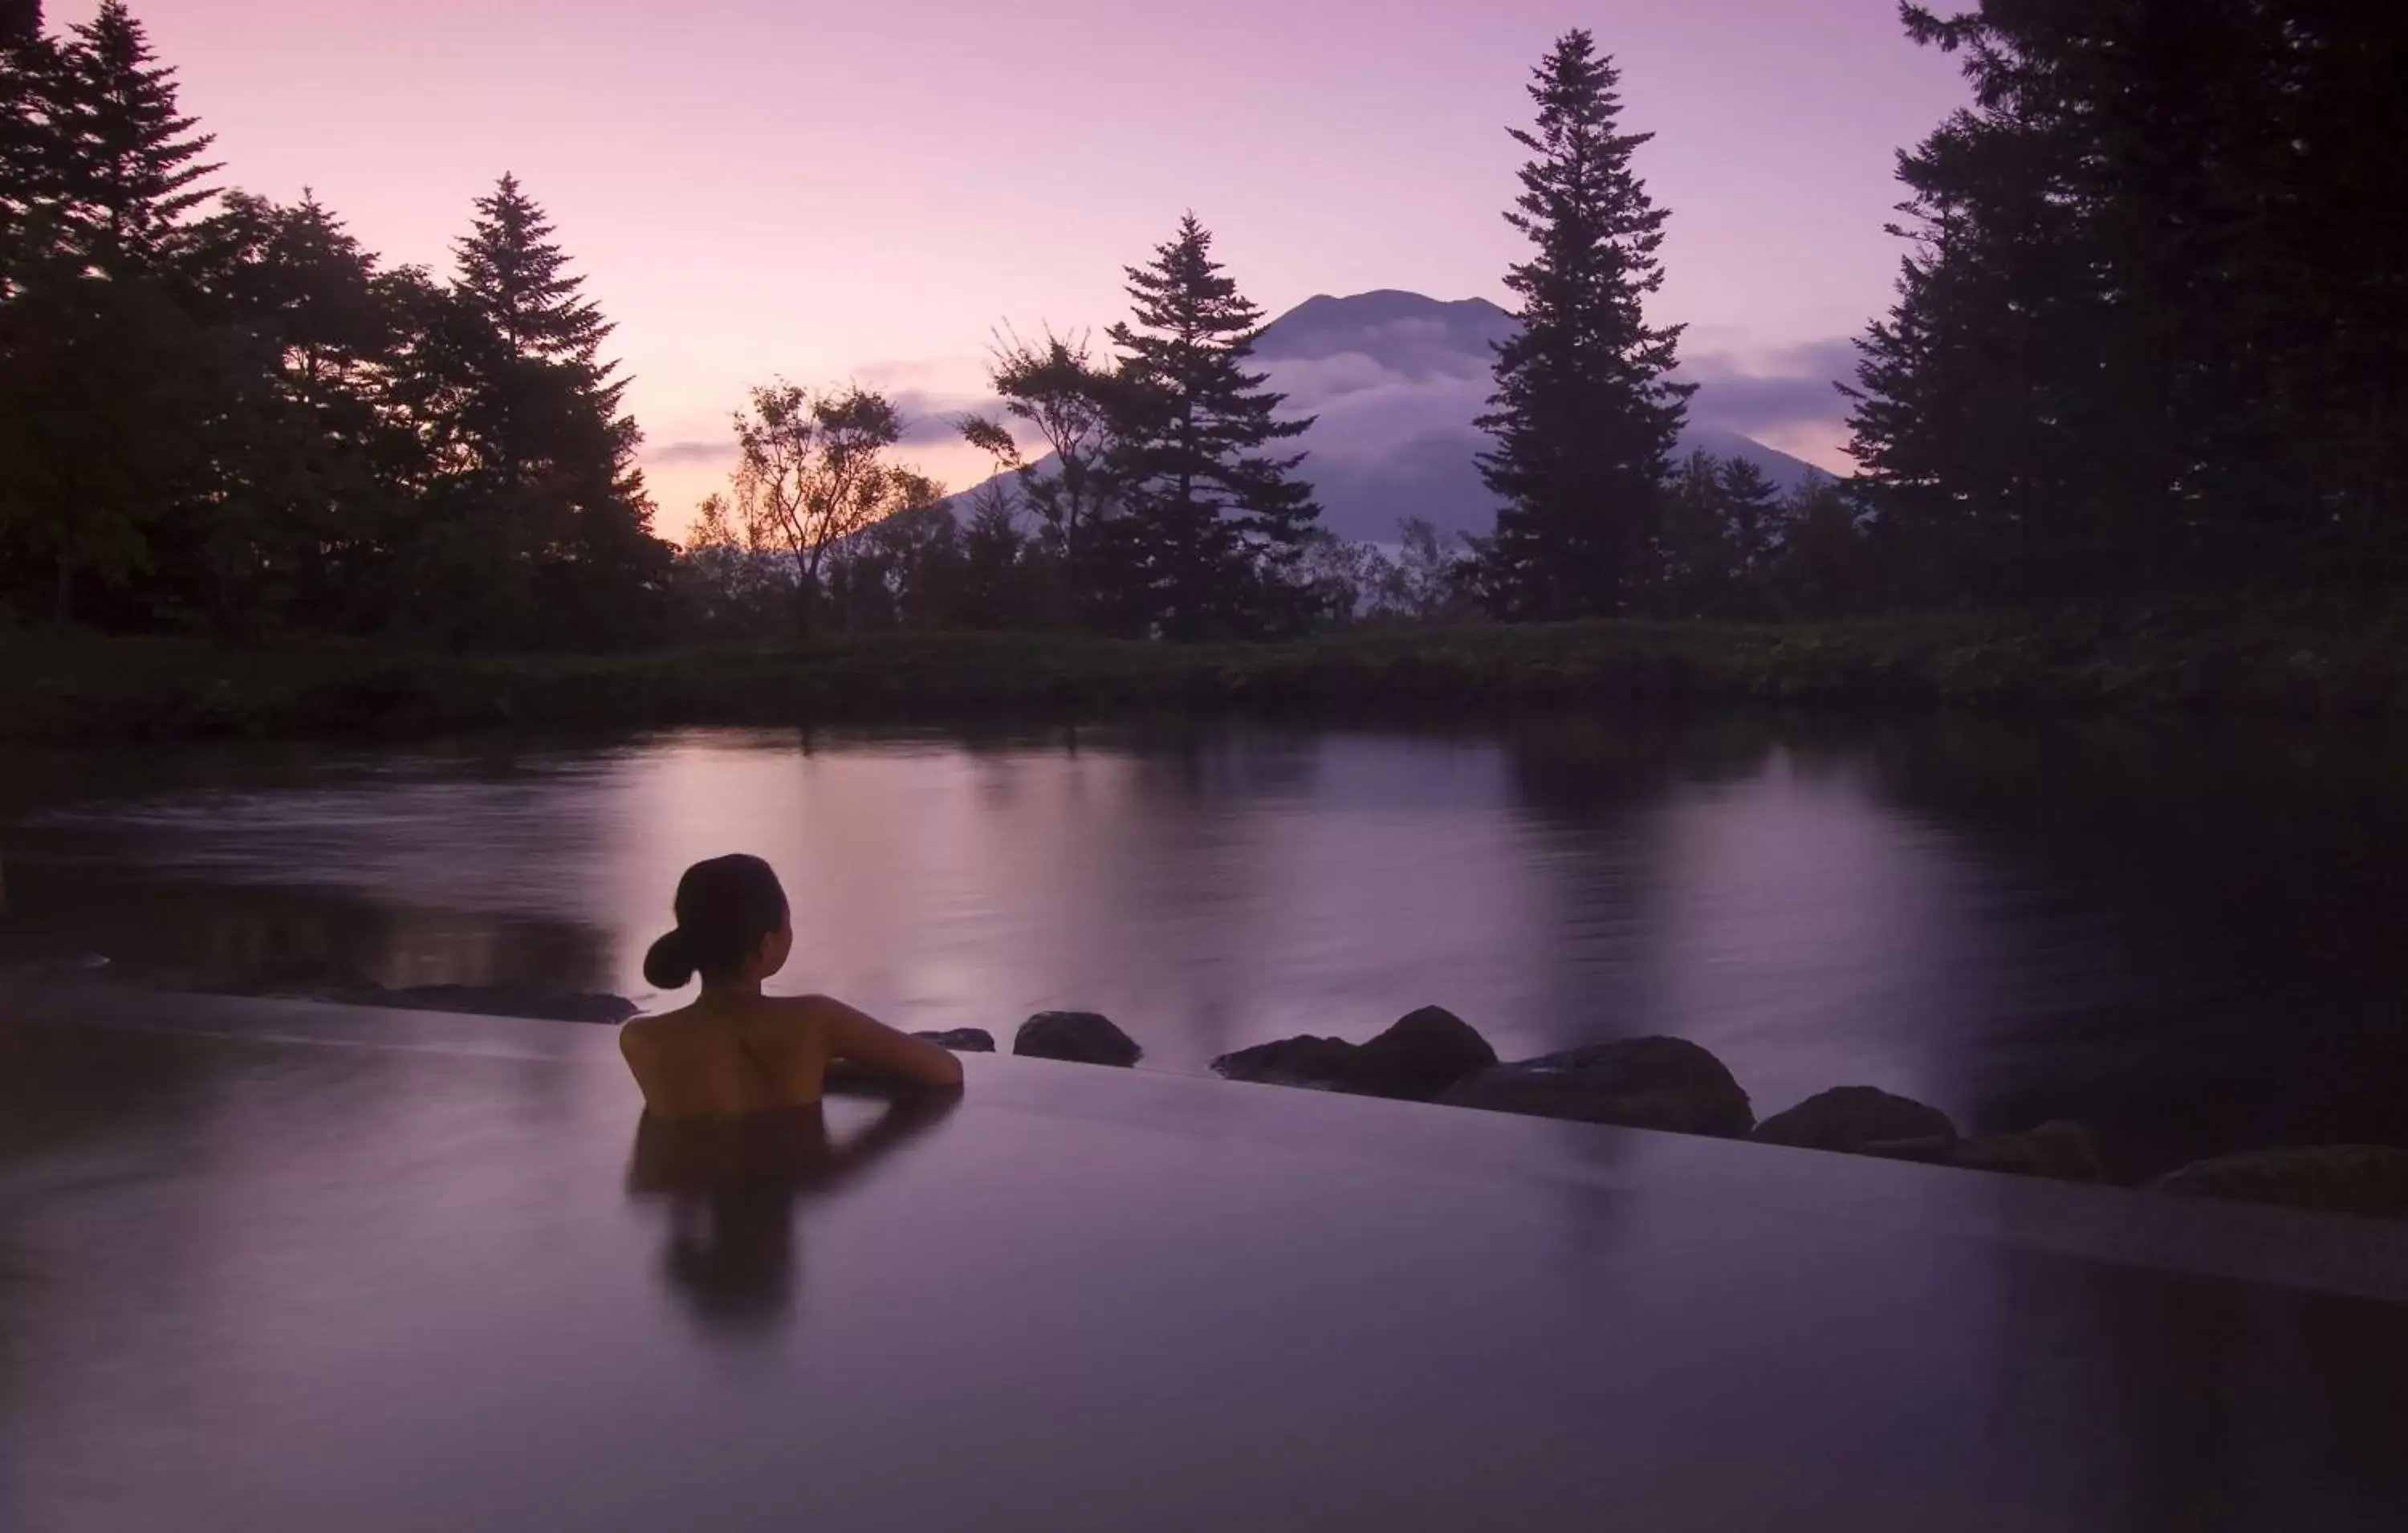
[[810, 996, 966, 1091]]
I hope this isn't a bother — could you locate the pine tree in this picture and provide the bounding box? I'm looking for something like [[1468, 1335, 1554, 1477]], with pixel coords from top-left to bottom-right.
[[1476, 30, 1692, 620], [53, 0, 217, 279], [173, 189, 428, 632], [1650, 449, 1734, 616], [1105, 213, 1318, 639], [429, 173, 662, 641], [1848, 1, 2408, 602], [449, 173, 633, 498], [0, 0, 56, 289], [958, 493, 1028, 629], [1717, 457, 1781, 577]]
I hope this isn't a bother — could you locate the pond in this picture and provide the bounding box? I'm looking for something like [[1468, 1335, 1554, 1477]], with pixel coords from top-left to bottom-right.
[[5, 716, 2404, 1179]]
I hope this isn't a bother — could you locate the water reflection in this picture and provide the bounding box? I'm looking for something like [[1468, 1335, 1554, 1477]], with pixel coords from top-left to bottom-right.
[[8, 717, 2408, 1178], [624, 1091, 959, 1338], [1975, 1242, 2408, 1526]]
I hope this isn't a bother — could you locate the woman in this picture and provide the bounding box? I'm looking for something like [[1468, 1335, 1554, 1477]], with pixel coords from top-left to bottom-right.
[[620, 855, 962, 1119]]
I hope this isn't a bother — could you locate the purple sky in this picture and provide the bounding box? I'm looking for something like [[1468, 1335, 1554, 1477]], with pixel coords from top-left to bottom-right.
[[100, 1, 1965, 531]]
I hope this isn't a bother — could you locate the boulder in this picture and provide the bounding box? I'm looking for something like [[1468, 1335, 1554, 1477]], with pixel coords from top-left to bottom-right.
[[2153, 1146, 2408, 1219], [914, 1029, 996, 1054], [1013, 1011, 1142, 1068], [1356, 1006, 1498, 1100], [1855, 1134, 1955, 1167], [1864, 1120, 2104, 1183], [1753, 1087, 1958, 1155], [1212, 1006, 1498, 1102], [1437, 1037, 1754, 1138], [1213, 1035, 1366, 1091]]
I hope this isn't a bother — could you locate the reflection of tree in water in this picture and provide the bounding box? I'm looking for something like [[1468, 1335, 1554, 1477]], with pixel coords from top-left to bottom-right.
[[1978, 1246, 2408, 1527], [1501, 714, 1780, 823], [624, 1092, 958, 1338], [1866, 718, 2408, 1171], [4, 864, 617, 1001]]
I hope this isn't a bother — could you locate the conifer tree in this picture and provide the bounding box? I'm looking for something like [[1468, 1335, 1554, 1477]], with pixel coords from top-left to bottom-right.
[[1105, 214, 1317, 639], [53, 0, 217, 279], [1848, 1, 2408, 600], [1716, 457, 1782, 577], [179, 190, 423, 631], [448, 173, 634, 497], [429, 173, 662, 640], [1476, 30, 1691, 620], [0, 1, 57, 290]]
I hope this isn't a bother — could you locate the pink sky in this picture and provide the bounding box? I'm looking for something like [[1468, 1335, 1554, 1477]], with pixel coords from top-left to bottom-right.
[[86, 1, 1965, 532]]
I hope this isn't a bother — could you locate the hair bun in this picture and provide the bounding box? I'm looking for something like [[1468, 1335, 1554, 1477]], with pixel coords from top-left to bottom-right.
[[642, 928, 698, 990]]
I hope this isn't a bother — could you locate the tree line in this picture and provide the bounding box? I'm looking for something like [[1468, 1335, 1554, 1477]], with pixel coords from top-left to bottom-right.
[[1847, 0, 2408, 605], [4, 2, 2401, 650], [0, 1, 665, 645], [689, 30, 1867, 641]]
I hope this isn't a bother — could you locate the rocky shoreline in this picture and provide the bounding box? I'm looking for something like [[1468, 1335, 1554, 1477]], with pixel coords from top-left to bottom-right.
[[18, 950, 2406, 1222], [998, 1003, 2408, 1222]]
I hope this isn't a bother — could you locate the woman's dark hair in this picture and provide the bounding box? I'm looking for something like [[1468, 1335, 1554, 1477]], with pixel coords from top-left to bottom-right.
[[643, 855, 790, 990]]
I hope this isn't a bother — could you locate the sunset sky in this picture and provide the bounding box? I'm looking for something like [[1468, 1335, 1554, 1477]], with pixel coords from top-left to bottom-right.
[[88, 1, 1967, 535]]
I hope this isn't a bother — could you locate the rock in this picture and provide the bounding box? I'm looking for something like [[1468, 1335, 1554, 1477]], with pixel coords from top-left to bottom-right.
[[1753, 1087, 1958, 1155], [1865, 1120, 2104, 1183], [2154, 1146, 2408, 1219], [913, 1028, 996, 1054], [1956, 1121, 2105, 1182], [1437, 1037, 1754, 1138], [1212, 1006, 1499, 1102], [1857, 1134, 1956, 1167], [1355, 1006, 1498, 1100], [1013, 1011, 1142, 1068], [1213, 1035, 1366, 1090]]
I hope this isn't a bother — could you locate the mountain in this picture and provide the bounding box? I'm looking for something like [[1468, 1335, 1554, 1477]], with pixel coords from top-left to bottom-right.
[[954, 290, 1832, 544]]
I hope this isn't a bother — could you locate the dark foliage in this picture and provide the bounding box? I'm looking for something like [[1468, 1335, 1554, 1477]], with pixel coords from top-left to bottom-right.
[[1104, 214, 1321, 639], [0, 4, 669, 645], [1847, 0, 2408, 604], [1475, 30, 1694, 620]]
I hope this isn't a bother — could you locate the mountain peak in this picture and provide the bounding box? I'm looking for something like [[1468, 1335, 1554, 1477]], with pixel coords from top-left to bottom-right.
[[1256, 290, 1516, 364]]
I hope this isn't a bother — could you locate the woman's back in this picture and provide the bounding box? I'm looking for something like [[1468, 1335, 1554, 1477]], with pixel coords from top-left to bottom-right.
[[620, 998, 814, 1120], [622, 991, 959, 1121], [624, 856, 963, 1120]]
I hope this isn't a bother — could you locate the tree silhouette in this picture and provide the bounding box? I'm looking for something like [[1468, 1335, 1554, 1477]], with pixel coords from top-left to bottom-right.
[[1848, 1, 2408, 600], [0, 266, 212, 621], [0, 1, 57, 294], [52, 0, 216, 279], [424, 173, 661, 642], [958, 327, 1120, 622], [734, 382, 929, 637], [1105, 214, 1318, 639], [1477, 30, 1691, 620]]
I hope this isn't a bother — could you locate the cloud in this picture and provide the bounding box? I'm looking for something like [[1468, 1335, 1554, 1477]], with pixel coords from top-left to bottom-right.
[[650, 331, 1860, 486], [645, 387, 1005, 465], [649, 439, 735, 467], [1682, 339, 1858, 437], [1259, 332, 1861, 466], [892, 388, 1004, 446]]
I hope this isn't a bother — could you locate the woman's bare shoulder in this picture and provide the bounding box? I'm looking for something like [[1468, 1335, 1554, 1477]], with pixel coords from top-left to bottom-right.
[[619, 1004, 698, 1055]]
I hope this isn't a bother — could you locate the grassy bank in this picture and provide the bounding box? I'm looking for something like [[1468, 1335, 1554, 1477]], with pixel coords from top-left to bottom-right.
[[4, 608, 2404, 742]]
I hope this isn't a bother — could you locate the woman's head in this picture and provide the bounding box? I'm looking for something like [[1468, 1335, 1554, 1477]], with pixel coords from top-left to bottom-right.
[[643, 855, 792, 990]]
